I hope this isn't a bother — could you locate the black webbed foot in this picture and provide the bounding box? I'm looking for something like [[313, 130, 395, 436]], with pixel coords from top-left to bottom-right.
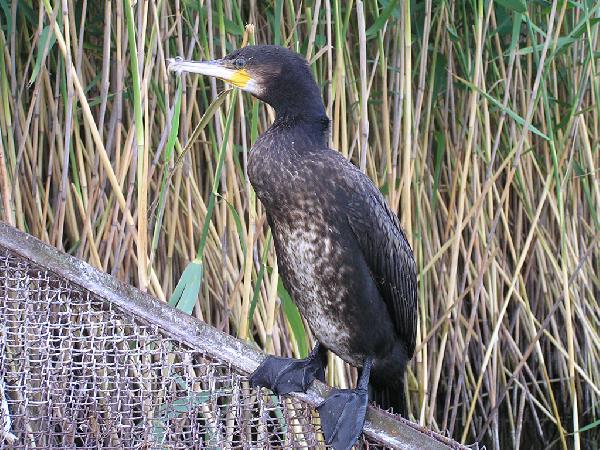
[[317, 387, 368, 450], [250, 343, 327, 395], [317, 358, 372, 450]]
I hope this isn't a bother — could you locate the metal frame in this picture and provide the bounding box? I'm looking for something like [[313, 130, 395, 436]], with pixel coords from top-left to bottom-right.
[[0, 222, 469, 449]]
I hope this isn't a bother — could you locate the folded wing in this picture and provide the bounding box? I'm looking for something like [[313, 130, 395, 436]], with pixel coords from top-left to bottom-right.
[[346, 192, 417, 358]]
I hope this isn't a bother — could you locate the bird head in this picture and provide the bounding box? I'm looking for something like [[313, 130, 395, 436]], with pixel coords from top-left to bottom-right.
[[168, 45, 326, 119]]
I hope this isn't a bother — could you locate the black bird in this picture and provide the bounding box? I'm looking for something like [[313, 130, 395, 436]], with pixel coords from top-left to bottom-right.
[[169, 45, 417, 450]]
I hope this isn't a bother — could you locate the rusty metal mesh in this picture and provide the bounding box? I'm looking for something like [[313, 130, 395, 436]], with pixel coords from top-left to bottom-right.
[[0, 245, 357, 449]]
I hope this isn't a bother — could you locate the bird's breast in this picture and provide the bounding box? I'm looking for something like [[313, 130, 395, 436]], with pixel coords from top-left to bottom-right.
[[247, 135, 389, 365], [247, 132, 325, 207], [270, 212, 362, 363]]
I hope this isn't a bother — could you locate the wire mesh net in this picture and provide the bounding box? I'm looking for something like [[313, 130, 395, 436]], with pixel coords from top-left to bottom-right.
[[0, 245, 359, 449]]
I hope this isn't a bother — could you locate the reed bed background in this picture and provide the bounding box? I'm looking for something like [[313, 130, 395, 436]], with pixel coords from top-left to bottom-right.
[[1, 0, 599, 448]]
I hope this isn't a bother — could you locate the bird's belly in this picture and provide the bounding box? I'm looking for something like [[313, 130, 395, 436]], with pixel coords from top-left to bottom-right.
[[274, 226, 361, 365], [304, 303, 360, 365]]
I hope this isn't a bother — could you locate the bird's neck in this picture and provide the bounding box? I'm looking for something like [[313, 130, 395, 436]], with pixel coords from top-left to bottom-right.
[[271, 100, 330, 147]]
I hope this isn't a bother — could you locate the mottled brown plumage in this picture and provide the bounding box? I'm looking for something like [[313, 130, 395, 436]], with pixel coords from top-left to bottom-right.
[[168, 44, 417, 450], [249, 115, 417, 410]]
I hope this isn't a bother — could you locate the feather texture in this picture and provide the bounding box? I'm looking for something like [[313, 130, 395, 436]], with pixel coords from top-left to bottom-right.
[[346, 192, 417, 360]]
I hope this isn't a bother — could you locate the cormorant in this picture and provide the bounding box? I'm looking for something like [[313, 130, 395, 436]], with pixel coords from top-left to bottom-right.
[[168, 45, 417, 450]]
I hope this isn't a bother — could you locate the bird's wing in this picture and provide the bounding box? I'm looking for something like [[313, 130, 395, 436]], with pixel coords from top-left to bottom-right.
[[346, 191, 417, 358]]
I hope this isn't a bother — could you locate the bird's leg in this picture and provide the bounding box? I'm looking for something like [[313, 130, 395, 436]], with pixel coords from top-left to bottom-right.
[[317, 358, 372, 450], [249, 343, 327, 395]]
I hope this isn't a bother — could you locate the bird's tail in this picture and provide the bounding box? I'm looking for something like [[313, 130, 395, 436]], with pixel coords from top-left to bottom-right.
[[368, 342, 409, 416], [368, 375, 407, 416]]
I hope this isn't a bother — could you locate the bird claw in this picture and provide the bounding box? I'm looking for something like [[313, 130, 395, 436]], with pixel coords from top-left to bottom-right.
[[250, 346, 326, 396]]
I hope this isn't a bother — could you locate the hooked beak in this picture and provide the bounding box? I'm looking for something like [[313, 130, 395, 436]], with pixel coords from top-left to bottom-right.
[[167, 57, 260, 95]]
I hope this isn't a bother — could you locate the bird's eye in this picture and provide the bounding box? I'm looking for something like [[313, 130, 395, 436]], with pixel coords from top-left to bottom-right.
[[233, 57, 246, 69]]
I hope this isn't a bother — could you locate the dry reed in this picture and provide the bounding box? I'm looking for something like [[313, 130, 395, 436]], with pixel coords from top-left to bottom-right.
[[0, 1, 599, 448]]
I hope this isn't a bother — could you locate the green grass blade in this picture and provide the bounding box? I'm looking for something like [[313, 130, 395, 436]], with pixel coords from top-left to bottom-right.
[[574, 418, 600, 434], [168, 259, 203, 314], [195, 90, 238, 260], [248, 232, 272, 328], [456, 75, 551, 141], [29, 25, 56, 85], [366, 0, 399, 38], [277, 280, 308, 358], [149, 77, 183, 268], [495, 0, 527, 14]]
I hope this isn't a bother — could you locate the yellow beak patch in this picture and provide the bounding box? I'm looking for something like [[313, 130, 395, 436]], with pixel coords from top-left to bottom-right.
[[227, 69, 252, 89]]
